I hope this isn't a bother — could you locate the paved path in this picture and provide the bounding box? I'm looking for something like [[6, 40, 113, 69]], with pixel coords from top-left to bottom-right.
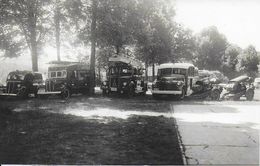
[[173, 102, 260, 165]]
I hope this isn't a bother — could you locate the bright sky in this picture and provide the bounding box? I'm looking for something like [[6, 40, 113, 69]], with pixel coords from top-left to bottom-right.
[[175, 0, 260, 51]]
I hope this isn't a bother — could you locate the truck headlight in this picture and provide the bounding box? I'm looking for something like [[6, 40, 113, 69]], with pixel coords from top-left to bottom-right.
[[123, 82, 127, 86], [177, 81, 183, 86]]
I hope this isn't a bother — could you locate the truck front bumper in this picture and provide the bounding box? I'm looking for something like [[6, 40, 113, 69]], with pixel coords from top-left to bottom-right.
[[151, 90, 182, 95]]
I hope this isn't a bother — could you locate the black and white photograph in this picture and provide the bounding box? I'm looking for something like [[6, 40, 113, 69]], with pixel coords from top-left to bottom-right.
[[0, 0, 259, 165]]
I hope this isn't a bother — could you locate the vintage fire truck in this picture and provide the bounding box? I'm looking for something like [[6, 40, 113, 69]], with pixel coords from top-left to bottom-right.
[[0, 70, 43, 99], [101, 55, 147, 97], [37, 61, 91, 99]]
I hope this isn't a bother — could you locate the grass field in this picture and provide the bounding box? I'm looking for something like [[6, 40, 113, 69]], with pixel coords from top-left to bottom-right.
[[0, 103, 183, 165]]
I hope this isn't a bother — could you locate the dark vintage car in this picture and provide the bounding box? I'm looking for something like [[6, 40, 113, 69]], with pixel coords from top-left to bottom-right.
[[37, 62, 91, 99], [101, 56, 147, 97], [222, 75, 255, 101], [190, 76, 223, 100], [0, 70, 43, 98]]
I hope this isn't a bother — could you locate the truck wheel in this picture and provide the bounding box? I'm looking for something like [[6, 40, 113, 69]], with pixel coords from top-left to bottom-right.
[[128, 85, 135, 98], [245, 89, 254, 101], [61, 89, 71, 99], [102, 89, 109, 96], [34, 90, 38, 98], [211, 89, 220, 101], [177, 88, 185, 100], [17, 88, 28, 99]]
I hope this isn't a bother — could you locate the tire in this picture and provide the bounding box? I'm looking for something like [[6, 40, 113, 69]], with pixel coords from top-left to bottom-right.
[[177, 88, 185, 100], [17, 88, 28, 99], [34, 89, 38, 98], [61, 88, 71, 99], [211, 89, 220, 101], [128, 84, 135, 98], [102, 89, 109, 96], [245, 89, 254, 101]]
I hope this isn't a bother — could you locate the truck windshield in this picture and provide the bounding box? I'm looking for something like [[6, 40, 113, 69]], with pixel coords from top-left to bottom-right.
[[7, 74, 25, 81], [109, 66, 132, 76], [158, 68, 187, 77], [48, 70, 67, 78]]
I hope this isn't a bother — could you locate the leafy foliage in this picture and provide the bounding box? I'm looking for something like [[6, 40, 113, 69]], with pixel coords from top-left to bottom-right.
[[222, 45, 241, 78], [196, 26, 228, 71], [240, 45, 260, 77], [0, 0, 51, 71]]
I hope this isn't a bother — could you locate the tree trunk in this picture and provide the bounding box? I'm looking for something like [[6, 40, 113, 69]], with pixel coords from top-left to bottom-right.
[[89, 0, 97, 94], [98, 66, 101, 86], [152, 63, 155, 81], [31, 38, 38, 72], [116, 45, 120, 55], [55, 4, 61, 61], [145, 61, 148, 81], [28, 4, 38, 72]]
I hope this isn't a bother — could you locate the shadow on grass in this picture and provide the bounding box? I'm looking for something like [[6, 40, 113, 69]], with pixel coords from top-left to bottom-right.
[[0, 107, 183, 165]]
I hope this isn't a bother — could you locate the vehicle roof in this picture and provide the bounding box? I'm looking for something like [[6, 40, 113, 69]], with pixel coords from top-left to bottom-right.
[[8, 70, 32, 76], [230, 75, 249, 82], [48, 63, 90, 71], [158, 63, 194, 69]]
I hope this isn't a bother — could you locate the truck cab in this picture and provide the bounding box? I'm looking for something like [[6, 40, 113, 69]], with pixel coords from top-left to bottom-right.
[[101, 56, 147, 97], [38, 62, 91, 99], [151, 63, 196, 99]]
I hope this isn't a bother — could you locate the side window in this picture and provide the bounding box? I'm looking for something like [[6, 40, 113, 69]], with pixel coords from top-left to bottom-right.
[[57, 71, 62, 77], [78, 71, 87, 81], [51, 72, 56, 78], [62, 71, 67, 78]]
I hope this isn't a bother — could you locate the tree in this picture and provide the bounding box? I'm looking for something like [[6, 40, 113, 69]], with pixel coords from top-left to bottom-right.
[[240, 45, 260, 77], [172, 24, 197, 63], [89, 0, 97, 94], [196, 26, 228, 71], [134, 0, 176, 80], [0, 0, 50, 72], [54, 0, 62, 61], [222, 45, 241, 78]]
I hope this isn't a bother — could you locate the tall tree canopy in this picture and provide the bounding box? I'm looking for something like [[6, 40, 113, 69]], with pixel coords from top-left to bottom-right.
[[0, 0, 50, 71], [222, 45, 241, 78], [240, 45, 260, 77], [196, 26, 228, 71]]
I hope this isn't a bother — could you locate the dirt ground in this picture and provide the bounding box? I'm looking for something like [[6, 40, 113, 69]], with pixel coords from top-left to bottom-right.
[[0, 96, 183, 165]]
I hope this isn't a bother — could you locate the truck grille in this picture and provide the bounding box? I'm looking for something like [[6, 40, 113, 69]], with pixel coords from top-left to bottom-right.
[[159, 82, 179, 91], [46, 80, 63, 92], [110, 78, 118, 88]]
